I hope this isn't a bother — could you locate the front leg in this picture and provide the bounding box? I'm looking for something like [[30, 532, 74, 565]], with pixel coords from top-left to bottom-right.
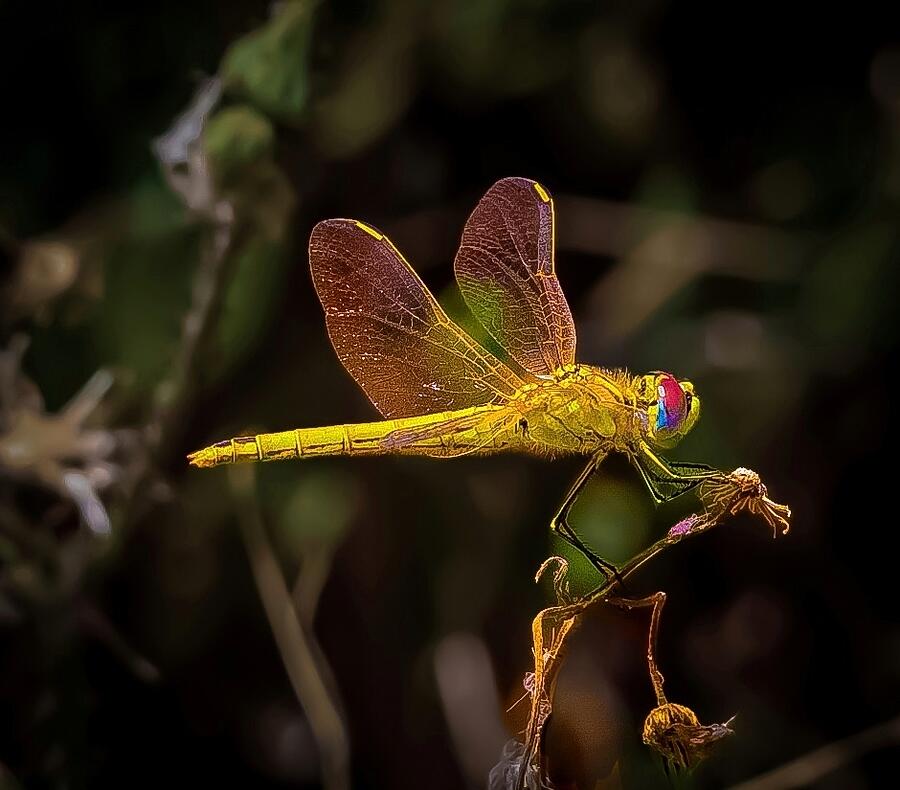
[[631, 442, 720, 505]]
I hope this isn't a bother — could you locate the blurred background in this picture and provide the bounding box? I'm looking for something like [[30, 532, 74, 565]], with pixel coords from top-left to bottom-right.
[[1, 1, 898, 788]]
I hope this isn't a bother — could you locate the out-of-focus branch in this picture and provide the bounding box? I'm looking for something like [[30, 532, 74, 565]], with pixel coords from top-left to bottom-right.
[[148, 78, 235, 460], [390, 195, 813, 347], [556, 195, 810, 277], [435, 633, 509, 784], [75, 598, 160, 683], [0, 759, 23, 789], [557, 195, 814, 344], [291, 546, 333, 630], [728, 713, 900, 790], [229, 465, 350, 790]]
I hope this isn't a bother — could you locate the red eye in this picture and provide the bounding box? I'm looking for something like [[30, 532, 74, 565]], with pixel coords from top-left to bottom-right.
[[658, 374, 686, 428]]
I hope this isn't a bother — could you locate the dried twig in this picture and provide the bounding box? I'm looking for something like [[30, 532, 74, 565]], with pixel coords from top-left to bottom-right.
[[510, 467, 790, 787]]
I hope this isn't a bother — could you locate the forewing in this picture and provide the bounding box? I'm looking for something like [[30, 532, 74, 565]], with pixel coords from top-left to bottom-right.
[[309, 219, 528, 419], [454, 177, 576, 376]]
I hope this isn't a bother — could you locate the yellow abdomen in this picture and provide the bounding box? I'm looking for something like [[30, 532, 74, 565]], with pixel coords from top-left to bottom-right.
[[187, 405, 521, 468]]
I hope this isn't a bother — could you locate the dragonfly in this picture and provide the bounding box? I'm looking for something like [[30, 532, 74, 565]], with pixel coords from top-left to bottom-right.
[[189, 177, 721, 577]]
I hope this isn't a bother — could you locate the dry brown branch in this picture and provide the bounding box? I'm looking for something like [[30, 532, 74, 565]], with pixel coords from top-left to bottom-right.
[[511, 467, 791, 787]]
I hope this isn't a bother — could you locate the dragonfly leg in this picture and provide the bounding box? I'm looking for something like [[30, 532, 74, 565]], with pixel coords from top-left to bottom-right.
[[550, 453, 623, 584], [633, 443, 720, 505], [606, 592, 668, 704]]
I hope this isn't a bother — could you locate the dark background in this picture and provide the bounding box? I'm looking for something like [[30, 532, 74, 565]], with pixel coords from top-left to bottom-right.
[[1, 2, 898, 788]]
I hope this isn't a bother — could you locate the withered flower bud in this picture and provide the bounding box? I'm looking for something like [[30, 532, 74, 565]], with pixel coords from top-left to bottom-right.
[[642, 702, 734, 772]]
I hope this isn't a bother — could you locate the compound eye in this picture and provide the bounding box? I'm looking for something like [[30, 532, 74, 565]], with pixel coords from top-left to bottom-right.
[[656, 373, 687, 430]]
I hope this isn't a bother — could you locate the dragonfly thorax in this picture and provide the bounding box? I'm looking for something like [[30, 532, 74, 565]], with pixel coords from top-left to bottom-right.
[[508, 366, 636, 455]]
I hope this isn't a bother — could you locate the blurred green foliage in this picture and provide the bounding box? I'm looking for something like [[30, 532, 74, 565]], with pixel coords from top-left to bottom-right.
[[277, 467, 360, 550], [205, 106, 276, 182], [221, 1, 316, 123], [205, 105, 296, 383]]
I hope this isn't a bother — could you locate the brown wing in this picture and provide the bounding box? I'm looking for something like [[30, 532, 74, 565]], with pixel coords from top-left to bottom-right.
[[309, 219, 529, 419], [454, 177, 577, 376]]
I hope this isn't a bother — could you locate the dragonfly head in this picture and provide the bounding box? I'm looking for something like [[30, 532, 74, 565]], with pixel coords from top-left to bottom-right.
[[636, 372, 701, 449]]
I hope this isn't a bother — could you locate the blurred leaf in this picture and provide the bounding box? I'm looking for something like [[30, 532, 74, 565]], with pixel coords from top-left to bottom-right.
[[572, 477, 651, 562], [750, 159, 815, 222], [277, 468, 360, 553], [551, 475, 651, 596], [204, 105, 275, 189], [128, 172, 193, 238], [220, 1, 318, 123], [312, 3, 415, 158], [579, 27, 660, 150], [201, 105, 296, 384], [90, 179, 198, 391], [433, 0, 572, 96], [209, 144, 296, 243], [6, 240, 79, 322], [210, 235, 291, 383]]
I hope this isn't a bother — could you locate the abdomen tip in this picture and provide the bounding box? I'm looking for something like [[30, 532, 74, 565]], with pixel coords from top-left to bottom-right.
[[187, 448, 217, 468]]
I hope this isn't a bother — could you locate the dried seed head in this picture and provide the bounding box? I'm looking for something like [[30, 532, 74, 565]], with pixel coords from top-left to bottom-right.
[[642, 702, 734, 772]]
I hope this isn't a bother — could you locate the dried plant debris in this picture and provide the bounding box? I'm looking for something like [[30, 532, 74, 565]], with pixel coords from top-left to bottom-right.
[[153, 77, 232, 225], [0, 336, 124, 535], [699, 467, 791, 537], [496, 466, 790, 787], [489, 739, 552, 790], [3, 239, 80, 325]]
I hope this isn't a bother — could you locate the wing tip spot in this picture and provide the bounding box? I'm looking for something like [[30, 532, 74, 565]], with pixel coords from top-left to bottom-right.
[[533, 182, 551, 203], [355, 221, 383, 240]]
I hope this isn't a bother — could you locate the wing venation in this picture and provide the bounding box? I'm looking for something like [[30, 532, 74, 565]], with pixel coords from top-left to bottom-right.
[[309, 219, 529, 419], [454, 177, 576, 376]]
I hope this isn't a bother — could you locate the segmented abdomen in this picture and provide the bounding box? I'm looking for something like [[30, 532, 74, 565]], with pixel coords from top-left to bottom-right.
[[187, 405, 520, 467]]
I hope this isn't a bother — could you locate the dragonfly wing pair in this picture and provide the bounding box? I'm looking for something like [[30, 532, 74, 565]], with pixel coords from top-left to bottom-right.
[[309, 178, 578, 432]]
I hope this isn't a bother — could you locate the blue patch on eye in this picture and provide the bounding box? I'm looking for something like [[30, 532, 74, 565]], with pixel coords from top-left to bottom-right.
[[656, 399, 668, 430]]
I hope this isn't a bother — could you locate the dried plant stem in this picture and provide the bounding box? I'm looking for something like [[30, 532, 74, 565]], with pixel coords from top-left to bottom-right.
[[75, 598, 160, 683], [229, 465, 350, 790], [518, 470, 788, 786], [519, 527, 692, 779], [149, 214, 234, 459], [607, 593, 668, 705]]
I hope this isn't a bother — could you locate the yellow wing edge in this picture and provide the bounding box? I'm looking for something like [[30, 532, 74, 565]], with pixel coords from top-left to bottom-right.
[[532, 181, 558, 277], [354, 220, 383, 240]]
